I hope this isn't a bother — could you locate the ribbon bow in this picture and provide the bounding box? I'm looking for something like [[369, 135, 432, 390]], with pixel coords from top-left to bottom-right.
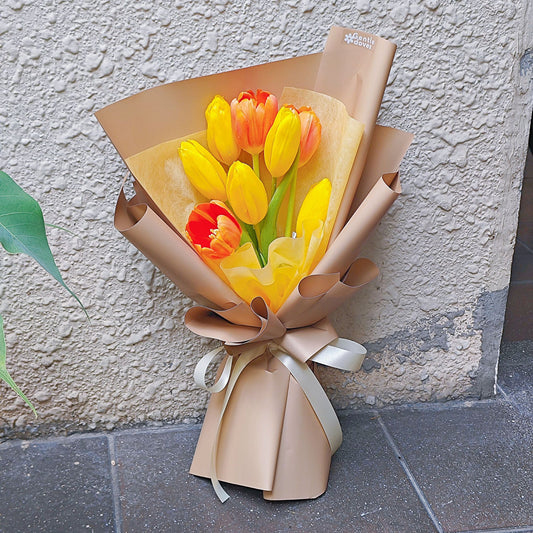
[[191, 314, 367, 502]]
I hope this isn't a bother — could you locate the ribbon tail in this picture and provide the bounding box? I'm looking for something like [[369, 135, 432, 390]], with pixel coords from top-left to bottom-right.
[[272, 349, 343, 455], [193, 344, 267, 503], [193, 346, 233, 394]]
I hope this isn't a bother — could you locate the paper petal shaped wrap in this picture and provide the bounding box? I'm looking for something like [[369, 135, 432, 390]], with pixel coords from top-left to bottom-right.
[[97, 26, 414, 502]]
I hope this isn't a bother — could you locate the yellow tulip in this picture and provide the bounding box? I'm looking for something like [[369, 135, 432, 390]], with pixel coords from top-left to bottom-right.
[[263, 105, 301, 178], [205, 95, 241, 166], [178, 139, 227, 201], [296, 178, 332, 237], [227, 161, 268, 225]]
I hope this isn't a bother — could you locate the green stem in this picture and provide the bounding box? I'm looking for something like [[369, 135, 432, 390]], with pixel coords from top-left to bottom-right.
[[243, 222, 265, 267], [271, 176, 277, 197], [229, 201, 265, 267], [240, 226, 252, 246], [252, 153, 261, 178], [284, 153, 300, 237], [259, 154, 300, 260]]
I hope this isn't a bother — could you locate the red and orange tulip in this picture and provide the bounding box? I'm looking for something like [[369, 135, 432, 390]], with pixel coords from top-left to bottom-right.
[[186, 201, 242, 260], [230, 89, 278, 155]]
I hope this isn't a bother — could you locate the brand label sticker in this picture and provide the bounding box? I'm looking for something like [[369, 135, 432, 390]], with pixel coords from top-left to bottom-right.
[[344, 32, 375, 50]]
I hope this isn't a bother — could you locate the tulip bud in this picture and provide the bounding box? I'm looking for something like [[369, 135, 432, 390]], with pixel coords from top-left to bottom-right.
[[205, 95, 241, 166], [263, 105, 301, 178], [297, 106, 321, 167], [230, 89, 278, 155], [178, 139, 227, 201], [296, 178, 331, 237], [227, 161, 268, 225], [186, 201, 242, 260]]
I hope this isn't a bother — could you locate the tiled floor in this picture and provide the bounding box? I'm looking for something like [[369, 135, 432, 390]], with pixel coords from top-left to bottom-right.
[[0, 340, 532, 533]]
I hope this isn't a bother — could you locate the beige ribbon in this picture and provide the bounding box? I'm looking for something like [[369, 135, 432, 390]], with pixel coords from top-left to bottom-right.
[[194, 337, 366, 502]]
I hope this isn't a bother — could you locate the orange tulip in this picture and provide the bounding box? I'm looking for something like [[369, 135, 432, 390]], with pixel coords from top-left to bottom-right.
[[297, 106, 321, 167], [186, 201, 242, 260], [230, 89, 278, 154]]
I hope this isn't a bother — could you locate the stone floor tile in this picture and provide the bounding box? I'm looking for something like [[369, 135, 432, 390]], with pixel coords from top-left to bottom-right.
[[498, 341, 533, 417], [0, 435, 115, 533], [382, 403, 533, 532], [114, 414, 436, 533]]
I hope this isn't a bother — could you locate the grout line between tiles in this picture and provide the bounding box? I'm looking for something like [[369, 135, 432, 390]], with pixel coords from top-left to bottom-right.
[[0, 422, 202, 449], [496, 384, 529, 417], [107, 434, 123, 533], [453, 527, 533, 533], [375, 413, 444, 533], [497, 384, 511, 402]]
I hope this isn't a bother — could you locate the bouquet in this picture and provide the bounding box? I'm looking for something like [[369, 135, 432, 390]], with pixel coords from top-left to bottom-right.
[[96, 26, 413, 502]]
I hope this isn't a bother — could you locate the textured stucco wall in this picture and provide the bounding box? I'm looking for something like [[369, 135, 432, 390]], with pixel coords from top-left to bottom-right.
[[0, 0, 532, 435]]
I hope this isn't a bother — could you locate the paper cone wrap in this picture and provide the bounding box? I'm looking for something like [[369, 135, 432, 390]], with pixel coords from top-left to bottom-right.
[[97, 27, 413, 501]]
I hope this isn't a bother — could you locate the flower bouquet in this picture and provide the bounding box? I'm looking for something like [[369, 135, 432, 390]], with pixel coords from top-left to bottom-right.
[[96, 26, 413, 502]]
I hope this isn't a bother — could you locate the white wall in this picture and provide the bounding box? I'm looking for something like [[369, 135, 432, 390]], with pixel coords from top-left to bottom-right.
[[1, 0, 532, 434]]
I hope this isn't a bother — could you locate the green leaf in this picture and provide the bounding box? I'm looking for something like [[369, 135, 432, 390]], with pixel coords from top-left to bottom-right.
[[0, 171, 86, 316], [0, 314, 37, 416]]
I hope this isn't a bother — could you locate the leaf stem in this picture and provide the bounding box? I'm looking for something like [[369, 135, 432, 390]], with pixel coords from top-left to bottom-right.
[[259, 153, 300, 260], [284, 155, 299, 237], [252, 153, 261, 178], [239, 219, 264, 267]]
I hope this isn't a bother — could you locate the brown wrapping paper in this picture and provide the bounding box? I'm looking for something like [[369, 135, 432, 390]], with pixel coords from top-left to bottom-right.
[[114, 189, 246, 312], [189, 353, 332, 500], [190, 354, 291, 491], [97, 27, 413, 501], [314, 27, 397, 240]]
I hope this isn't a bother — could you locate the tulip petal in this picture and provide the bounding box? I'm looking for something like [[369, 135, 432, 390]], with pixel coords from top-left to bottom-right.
[[206, 95, 241, 166], [186, 201, 241, 260], [227, 161, 268, 225], [264, 106, 301, 178], [296, 178, 332, 237], [230, 90, 278, 155], [179, 139, 228, 201]]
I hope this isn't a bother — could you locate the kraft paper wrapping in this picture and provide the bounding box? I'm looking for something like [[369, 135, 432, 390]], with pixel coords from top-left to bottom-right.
[[314, 27, 397, 241], [97, 26, 414, 501]]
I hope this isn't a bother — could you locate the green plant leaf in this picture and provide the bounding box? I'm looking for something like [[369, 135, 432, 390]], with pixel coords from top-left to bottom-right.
[[0, 170, 86, 316], [0, 314, 37, 416]]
